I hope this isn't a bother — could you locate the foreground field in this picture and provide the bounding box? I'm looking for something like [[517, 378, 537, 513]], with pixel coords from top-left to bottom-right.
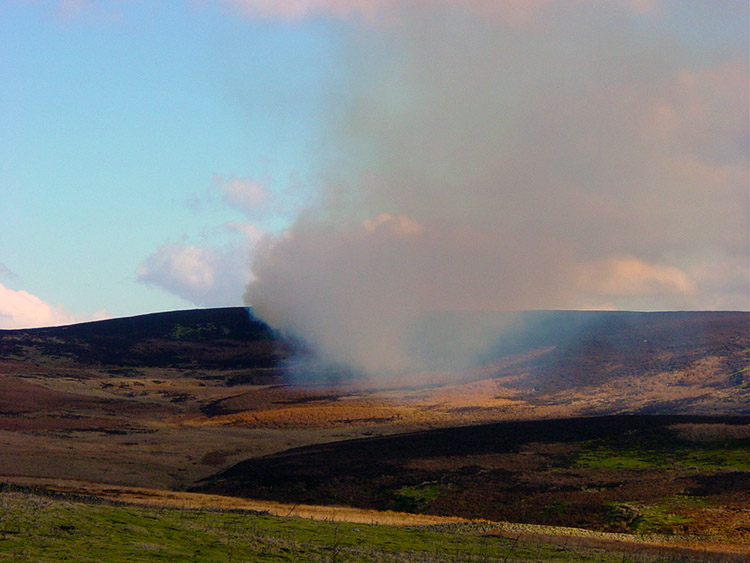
[[1, 485, 747, 562]]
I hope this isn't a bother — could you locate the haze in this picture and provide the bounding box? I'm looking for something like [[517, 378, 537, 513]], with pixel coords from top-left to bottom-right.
[[1, 2, 747, 371], [244, 1, 749, 374]]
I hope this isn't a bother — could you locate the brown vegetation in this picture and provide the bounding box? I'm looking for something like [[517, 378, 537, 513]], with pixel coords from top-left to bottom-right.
[[0, 307, 747, 556], [192, 415, 750, 541]]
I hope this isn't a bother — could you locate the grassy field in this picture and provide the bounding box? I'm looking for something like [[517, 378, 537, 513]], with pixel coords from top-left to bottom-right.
[[574, 433, 750, 472], [0, 487, 743, 562]]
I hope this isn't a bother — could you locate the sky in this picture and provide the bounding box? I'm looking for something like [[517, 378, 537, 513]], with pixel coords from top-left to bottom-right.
[[1, 1, 748, 345]]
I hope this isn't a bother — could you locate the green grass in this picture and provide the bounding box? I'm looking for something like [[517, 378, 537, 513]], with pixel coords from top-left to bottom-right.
[[574, 433, 750, 472], [629, 511, 692, 536], [0, 489, 677, 562], [169, 323, 221, 341], [394, 482, 443, 512], [608, 497, 709, 536]]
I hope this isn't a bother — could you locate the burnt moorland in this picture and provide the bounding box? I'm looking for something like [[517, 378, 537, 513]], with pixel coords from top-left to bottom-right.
[[193, 414, 750, 538]]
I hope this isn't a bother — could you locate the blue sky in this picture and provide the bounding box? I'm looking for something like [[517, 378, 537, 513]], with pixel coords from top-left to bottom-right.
[[1, 1, 748, 330], [1, 1, 346, 325]]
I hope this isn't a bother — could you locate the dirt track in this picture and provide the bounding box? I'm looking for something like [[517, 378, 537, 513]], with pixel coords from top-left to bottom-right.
[[3, 476, 748, 562]]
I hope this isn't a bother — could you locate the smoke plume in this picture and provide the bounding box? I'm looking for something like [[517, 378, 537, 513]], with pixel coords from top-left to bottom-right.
[[244, 1, 749, 376]]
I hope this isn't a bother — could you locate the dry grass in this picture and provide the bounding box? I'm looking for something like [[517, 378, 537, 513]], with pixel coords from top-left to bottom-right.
[[3, 478, 748, 561], [1, 476, 473, 526], [201, 403, 408, 428]]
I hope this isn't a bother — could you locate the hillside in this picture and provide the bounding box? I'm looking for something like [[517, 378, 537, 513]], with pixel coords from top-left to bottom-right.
[[0, 307, 282, 371], [2, 308, 746, 393], [1, 307, 749, 556], [193, 414, 750, 538], [0, 308, 747, 490]]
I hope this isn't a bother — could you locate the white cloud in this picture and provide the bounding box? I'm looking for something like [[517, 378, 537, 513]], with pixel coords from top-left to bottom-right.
[[214, 174, 269, 216], [362, 213, 423, 237], [137, 241, 254, 307], [575, 257, 696, 299], [224, 221, 267, 244], [139, 171, 273, 308], [222, 0, 397, 21], [221, 0, 660, 22], [0, 283, 108, 329]]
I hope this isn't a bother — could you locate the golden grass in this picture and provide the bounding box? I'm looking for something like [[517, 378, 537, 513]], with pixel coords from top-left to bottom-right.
[[1, 476, 471, 526], [4, 476, 749, 559], [202, 404, 408, 428]]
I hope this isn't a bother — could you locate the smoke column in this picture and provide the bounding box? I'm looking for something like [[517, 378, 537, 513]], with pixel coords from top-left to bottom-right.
[[244, 1, 749, 376]]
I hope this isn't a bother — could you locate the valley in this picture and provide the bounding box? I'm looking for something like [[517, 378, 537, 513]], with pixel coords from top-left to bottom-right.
[[0, 307, 748, 560]]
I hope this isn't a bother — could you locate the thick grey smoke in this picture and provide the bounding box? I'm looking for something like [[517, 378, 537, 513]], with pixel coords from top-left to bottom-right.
[[244, 2, 749, 376]]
